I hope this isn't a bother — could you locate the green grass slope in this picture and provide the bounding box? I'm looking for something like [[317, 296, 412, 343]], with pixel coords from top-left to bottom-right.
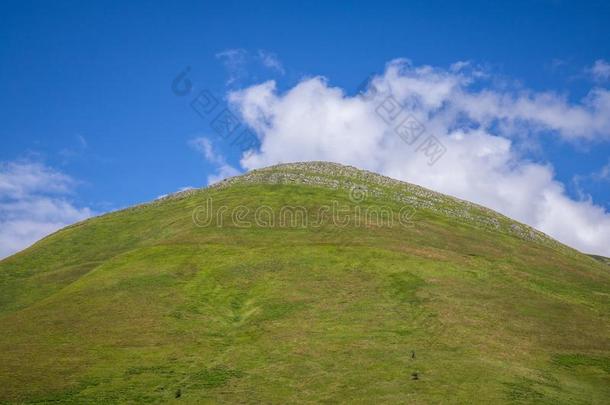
[[0, 162, 609, 404], [589, 255, 610, 267]]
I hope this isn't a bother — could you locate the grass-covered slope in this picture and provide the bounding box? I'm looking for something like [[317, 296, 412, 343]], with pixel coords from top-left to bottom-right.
[[589, 254, 610, 267], [0, 162, 609, 404]]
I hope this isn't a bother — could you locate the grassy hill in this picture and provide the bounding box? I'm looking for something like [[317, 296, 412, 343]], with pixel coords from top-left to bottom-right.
[[589, 255, 610, 267], [0, 162, 609, 404]]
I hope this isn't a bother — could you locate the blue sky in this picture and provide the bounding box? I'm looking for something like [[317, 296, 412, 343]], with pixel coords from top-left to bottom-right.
[[1, 0, 610, 257]]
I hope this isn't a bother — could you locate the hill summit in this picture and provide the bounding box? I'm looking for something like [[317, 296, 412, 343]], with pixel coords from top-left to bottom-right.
[[1, 161, 609, 403]]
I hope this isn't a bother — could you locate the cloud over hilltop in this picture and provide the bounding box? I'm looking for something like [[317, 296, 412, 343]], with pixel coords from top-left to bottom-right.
[[227, 59, 610, 256]]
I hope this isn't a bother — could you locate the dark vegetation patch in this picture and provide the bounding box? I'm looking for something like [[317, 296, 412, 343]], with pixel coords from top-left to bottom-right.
[[504, 378, 546, 402], [387, 271, 424, 303], [552, 354, 610, 373], [187, 365, 244, 389]]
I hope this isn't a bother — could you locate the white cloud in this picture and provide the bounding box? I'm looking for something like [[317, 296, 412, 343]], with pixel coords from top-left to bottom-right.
[[587, 59, 610, 82], [0, 160, 74, 199], [228, 59, 610, 256], [595, 160, 610, 181], [216, 49, 285, 85], [372, 59, 610, 141], [189, 137, 241, 185], [216, 48, 248, 85], [0, 161, 93, 259], [258, 50, 285, 74]]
